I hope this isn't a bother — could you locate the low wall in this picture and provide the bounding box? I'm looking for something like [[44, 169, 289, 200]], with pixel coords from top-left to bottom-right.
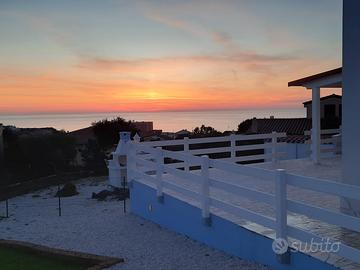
[[0, 171, 92, 201], [130, 180, 340, 270]]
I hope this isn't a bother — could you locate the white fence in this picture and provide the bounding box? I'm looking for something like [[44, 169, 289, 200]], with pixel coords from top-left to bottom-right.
[[124, 132, 359, 264], [305, 128, 342, 155], [135, 132, 287, 167]]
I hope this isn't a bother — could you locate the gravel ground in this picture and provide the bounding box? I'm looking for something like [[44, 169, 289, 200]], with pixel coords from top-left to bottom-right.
[[0, 177, 271, 270]]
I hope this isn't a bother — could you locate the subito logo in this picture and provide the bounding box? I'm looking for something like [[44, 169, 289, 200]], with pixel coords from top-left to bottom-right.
[[272, 238, 289, 254]]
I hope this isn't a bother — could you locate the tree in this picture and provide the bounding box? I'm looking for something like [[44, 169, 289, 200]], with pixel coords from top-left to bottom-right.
[[3, 129, 77, 183], [81, 139, 107, 175], [92, 117, 138, 150], [237, 119, 252, 134], [191, 125, 221, 138]]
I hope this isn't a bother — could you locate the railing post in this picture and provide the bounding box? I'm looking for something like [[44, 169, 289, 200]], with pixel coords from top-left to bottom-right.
[[156, 147, 164, 203], [275, 169, 290, 264], [184, 137, 190, 172], [272, 131, 277, 164], [127, 142, 136, 189], [201, 155, 211, 226], [230, 134, 236, 160]]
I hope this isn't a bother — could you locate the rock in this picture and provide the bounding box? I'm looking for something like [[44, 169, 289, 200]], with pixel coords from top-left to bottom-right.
[[55, 183, 79, 197], [92, 188, 129, 201], [92, 190, 113, 201]]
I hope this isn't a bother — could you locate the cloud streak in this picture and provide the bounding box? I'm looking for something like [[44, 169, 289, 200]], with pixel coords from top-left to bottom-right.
[[76, 51, 298, 75]]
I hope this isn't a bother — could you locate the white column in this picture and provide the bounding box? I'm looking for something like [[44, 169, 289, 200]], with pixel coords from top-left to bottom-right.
[[311, 87, 321, 164]]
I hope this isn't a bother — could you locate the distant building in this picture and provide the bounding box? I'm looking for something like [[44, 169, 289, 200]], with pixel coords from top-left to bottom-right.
[[303, 94, 342, 119], [175, 129, 191, 139], [246, 118, 311, 136], [4, 126, 57, 138], [133, 121, 153, 133], [133, 121, 162, 138], [161, 132, 176, 138], [239, 94, 342, 139]]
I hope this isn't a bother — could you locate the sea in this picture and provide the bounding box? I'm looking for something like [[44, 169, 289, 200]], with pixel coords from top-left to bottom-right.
[[0, 109, 305, 132]]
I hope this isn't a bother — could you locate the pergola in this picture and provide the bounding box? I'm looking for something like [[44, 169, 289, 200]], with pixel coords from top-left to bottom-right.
[[288, 67, 342, 164]]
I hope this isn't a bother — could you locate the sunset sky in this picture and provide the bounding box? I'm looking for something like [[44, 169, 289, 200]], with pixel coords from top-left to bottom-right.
[[0, 0, 342, 114]]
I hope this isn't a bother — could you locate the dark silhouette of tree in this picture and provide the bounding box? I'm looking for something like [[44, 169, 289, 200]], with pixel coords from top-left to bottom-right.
[[3, 129, 77, 183], [237, 119, 253, 134], [81, 139, 107, 175], [92, 117, 138, 150], [191, 125, 221, 138]]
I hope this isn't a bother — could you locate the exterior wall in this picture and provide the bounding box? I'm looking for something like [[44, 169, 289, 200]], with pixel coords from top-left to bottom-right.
[[134, 121, 153, 133], [342, 0, 360, 214], [304, 98, 342, 119], [130, 180, 340, 270]]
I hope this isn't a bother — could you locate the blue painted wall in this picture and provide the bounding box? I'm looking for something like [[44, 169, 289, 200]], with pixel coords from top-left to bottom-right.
[[130, 181, 340, 270]]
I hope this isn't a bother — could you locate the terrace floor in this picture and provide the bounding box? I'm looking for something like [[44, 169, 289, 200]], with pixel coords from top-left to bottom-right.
[[140, 156, 360, 270]]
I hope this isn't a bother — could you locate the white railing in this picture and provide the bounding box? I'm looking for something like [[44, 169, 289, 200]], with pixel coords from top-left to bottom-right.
[[126, 136, 360, 264], [285, 173, 360, 263], [134, 132, 287, 168], [305, 128, 341, 155]]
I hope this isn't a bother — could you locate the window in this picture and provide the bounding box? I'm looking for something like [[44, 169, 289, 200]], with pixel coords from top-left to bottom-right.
[[324, 104, 336, 118]]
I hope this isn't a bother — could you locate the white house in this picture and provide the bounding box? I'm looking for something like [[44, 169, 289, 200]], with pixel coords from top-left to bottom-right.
[[303, 94, 342, 119], [288, 68, 342, 165], [288, 0, 360, 214]]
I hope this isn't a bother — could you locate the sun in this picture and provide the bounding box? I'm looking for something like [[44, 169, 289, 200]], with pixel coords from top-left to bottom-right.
[[146, 90, 166, 100]]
